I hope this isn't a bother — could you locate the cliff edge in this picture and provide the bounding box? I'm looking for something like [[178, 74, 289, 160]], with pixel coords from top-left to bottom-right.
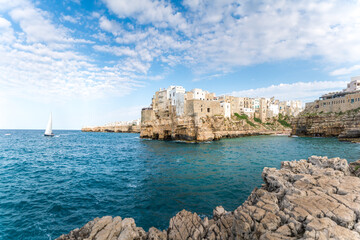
[[57, 156, 360, 240], [141, 114, 291, 142], [291, 108, 360, 142]]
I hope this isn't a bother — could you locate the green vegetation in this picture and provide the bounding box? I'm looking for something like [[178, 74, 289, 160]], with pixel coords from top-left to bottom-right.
[[234, 113, 248, 120], [355, 165, 360, 171], [234, 113, 256, 127], [278, 119, 291, 128], [277, 113, 291, 128], [254, 117, 262, 123], [246, 119, 256, 127]]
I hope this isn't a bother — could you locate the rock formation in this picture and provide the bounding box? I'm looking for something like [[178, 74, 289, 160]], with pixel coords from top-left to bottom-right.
[[82, 125, 140, 134], [140, 115, 291, 142], [291, 109, 360, 142], [57, 156, 360, 240]]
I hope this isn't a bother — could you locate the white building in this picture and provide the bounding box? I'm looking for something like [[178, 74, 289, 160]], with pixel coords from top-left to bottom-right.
[[169, 86, 186, 116], [191, 88, 208, 100], [243, 107, 255, 118], [253, 98, 260, 110], [220, 102, 231, 118], [267, 104, 279, 118], [344, 76, 360, 92]]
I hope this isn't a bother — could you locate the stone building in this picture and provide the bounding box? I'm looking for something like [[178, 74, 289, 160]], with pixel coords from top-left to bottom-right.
[[305, 76, 360, 113], [142, 85, 303, 124]]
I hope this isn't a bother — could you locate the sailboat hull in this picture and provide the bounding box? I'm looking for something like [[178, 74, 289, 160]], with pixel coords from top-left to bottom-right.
[[44, 134, 54, 137]]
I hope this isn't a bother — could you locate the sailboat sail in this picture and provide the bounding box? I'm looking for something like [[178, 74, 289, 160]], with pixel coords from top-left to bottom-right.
[[44, 113, 53, 135]]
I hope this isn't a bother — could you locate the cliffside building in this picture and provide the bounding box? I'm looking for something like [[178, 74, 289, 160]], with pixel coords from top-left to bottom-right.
[[142, 85, 303, 124], [305, 76, 360, 113]]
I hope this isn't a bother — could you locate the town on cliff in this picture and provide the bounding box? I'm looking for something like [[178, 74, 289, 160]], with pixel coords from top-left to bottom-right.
[[82, 76, 360, 142], [292, 76, 360, 142], [83, 85, 304, 141]]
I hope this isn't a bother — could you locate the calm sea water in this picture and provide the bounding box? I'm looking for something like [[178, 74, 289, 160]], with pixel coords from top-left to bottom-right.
[[0, 130, 359, 240]]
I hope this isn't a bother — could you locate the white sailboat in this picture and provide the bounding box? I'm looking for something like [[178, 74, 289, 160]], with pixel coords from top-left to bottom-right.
[[44, 113, 54, 137]]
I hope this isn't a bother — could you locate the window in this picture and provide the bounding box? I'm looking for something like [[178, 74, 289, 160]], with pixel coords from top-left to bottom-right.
[[207, 108, 210, 113], [351, 99, 355, 103]]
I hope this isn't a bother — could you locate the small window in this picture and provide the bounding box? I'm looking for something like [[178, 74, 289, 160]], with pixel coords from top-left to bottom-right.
[[351, 99, 355, 103], [207, 108, 210, 112]]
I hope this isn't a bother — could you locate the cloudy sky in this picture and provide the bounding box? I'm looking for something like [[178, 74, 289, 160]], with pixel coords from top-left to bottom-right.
[[1, 0, 360, 129]]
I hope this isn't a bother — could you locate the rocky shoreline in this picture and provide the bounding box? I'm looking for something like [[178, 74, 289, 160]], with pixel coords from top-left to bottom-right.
[[57, 156, 360, 240], [291, 109, 360, 142], [140, 115, 291, 142]]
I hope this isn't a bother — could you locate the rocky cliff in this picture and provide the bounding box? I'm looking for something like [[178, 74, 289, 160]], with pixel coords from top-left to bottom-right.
[[82, 125, 140, 133], [291, 109, 360, 142], [140, 115, 291, 142], [57, 156, 360, 240]]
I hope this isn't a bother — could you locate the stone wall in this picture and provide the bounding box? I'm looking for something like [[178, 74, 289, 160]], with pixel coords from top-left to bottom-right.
[[184, 99, 224, 118], [308, 92, 360, 114], [57, 156, 360, 240]]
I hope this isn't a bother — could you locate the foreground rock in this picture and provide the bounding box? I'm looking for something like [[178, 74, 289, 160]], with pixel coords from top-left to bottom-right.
[[57, 156, 360, 240]]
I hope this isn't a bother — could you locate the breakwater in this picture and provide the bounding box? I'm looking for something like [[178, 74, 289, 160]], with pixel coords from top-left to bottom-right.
[[82, 125, 140, 133], [291, 110, 360, 142], [57, 156, 360, 239]]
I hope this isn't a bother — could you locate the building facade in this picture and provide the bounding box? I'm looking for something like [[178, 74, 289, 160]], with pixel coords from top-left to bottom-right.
[[305, 76, 360, 113], [142, 85, 303, 123]]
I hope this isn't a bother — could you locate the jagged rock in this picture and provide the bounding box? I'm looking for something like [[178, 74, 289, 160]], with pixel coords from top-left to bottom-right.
[[57, 156, 360, 240], [168, 210, 207, 240], [147, 227, 167, 240], [350, 160, 360, 177]]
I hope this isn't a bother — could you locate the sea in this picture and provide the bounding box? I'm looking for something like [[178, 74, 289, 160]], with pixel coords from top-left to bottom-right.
[[0, 130, 359, 240]]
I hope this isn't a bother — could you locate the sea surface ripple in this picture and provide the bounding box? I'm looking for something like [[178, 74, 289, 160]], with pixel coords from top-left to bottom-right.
[[0, 130, 359, 239]]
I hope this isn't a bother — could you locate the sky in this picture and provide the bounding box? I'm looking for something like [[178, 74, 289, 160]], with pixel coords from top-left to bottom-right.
[[1, 0, 360, 129]]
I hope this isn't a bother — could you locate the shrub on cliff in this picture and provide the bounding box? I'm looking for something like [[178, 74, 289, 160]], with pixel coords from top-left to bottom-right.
[[278, 119, 291, 128], [234, 113, 248, 120], [254, 117, 262, 123], [246, 119, 256, 127]]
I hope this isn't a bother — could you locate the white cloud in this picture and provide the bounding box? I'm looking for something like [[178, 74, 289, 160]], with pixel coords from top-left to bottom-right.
[[99, 16, 122, 36], [230, 81, 348, 103], [330, 65, 360, 76], [61, 14, 78, 23], [93, 45, 137, 57], [0, 16, 11, 28], [0, 0, 146, 103], [102, 0, 186, 28], [100, 0, 360, 75]]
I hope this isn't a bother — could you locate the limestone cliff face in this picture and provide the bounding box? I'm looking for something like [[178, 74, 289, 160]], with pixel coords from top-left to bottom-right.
[[57, 156, 360, 240], [291, 110, 360, 141], [141, 115, 290, 142], [82, 125, 140, 133]]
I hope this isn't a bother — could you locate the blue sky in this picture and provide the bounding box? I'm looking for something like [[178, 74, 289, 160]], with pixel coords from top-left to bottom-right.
[[1, 0, 360, 129]]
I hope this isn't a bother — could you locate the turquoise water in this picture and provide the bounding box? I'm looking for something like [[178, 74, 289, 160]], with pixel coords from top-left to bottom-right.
[[0, 130, 359, 240]]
